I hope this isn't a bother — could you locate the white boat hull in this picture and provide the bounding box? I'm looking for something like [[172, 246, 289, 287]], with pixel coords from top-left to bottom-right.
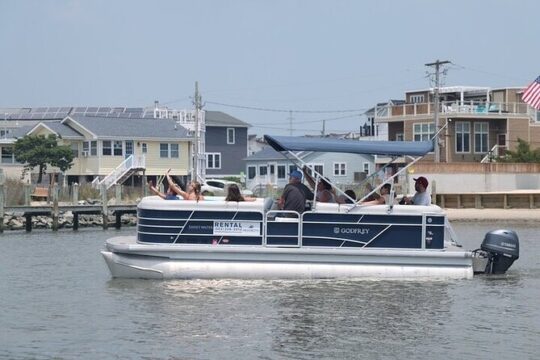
[[102, 236, 473, 280]]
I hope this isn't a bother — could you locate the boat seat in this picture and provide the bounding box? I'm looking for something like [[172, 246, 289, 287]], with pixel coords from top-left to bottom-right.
[[263, 197, 274, 212]]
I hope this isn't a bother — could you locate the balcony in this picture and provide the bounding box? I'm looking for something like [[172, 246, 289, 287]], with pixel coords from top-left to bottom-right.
[[375, 101, 534, 120]]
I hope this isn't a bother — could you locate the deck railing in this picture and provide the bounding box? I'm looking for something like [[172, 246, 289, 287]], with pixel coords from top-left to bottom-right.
[[375, 101, 532, 119]]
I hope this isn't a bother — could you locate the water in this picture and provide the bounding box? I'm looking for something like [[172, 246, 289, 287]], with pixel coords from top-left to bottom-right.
[[1, 223, 539, 360]]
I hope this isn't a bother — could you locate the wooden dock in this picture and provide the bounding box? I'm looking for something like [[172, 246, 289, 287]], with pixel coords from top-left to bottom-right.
[[0, 204, 137, 232]]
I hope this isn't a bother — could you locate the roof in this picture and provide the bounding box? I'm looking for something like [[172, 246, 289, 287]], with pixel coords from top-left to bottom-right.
[[265, 135, 433, 157], [65, 115, 191, 139], [205, 111, 250, 127], [245, 146, 284, 161], [32, 121, 85, 138]]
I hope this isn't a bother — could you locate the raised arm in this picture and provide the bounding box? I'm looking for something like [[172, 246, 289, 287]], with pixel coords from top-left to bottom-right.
[[301, 166, 316, 189], [166, 169, 188, 199], [148, 181, 166, 200]]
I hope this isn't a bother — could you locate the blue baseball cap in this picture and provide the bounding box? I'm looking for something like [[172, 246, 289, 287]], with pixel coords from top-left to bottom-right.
[[289, 170, 303, 180]]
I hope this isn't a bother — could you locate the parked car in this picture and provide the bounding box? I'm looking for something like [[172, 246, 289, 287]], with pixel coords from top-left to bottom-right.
[[201, 179, 253, 196]]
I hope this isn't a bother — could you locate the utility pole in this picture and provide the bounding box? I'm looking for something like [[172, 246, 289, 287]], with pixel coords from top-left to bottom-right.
[[193, 81, 202, 181], [425, 59, 450, 163]]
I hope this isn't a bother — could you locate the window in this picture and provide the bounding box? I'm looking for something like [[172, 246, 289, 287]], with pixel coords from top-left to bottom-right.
[[474, 122, 489, 153], [83, 141, 97, 156], [71, 143, 79, 158], [455, 122, 470, 153], [113, 140, 123, 156], [160, 143, 180, 158], [142, 143, 148, 154], [248, 166, 256, 179], [259, 165, 268, 176], [227, 128, 235, 144], [125, 141, 134, 156], [1, 146, 15, 164], [277, 165, 286, 179], [363, 162, 370, 174], [160, 143, 169, 158], [413, 123, 435, 142], [306, 164, 324, 176], [410, 94, 425, 103], [395, 133, 404, 141], [334, 162, 346, 176], [170, 144, 179, 158], [90, 141, 97, 156], [206, 153, 221, 169], [289, 165, 296, 175], [102, 140, 112, 156]]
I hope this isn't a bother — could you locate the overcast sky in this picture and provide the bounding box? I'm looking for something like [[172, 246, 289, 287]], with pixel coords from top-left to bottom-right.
[[1, 0, 538, 135]]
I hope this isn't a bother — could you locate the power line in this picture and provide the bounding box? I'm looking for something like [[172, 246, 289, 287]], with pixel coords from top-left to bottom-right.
[[205, 100, 368, 113]]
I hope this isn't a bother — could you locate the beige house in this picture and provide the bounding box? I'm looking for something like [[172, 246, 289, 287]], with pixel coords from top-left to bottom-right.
[[374, 86, 540, 163], [1, 115, 192, 185]]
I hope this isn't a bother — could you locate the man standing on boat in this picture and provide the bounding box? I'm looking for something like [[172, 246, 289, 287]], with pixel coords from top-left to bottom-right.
[[278, 170, 314, 216], [401, 176, 431, 205]]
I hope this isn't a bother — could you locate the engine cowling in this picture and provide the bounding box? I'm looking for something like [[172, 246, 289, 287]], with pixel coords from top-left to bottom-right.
[[479, 229, 519, 274]]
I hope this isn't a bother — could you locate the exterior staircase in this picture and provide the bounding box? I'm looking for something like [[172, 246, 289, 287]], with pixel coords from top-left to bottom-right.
[[92, 155, 146, 190]]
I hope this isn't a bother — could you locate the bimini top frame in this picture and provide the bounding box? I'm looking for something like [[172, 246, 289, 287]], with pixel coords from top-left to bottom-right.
[[264, 134, 437, 206]]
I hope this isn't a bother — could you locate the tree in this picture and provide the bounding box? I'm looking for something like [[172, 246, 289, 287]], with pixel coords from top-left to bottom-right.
[[13, 134, 74, 183], [499, 138, 540, 163]]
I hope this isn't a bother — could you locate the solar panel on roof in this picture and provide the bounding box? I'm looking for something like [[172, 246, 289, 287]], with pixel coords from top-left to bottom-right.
[[48, 107, 60, 112], [34, 107, 48, 113]]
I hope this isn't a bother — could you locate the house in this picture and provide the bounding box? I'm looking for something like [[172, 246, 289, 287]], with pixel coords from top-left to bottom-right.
[[204, 110, 250, 178], [2, 114, 192, 186], [244, 145, 375, 192], [1, 106, 252, 184], [374, 86, 540, 162]]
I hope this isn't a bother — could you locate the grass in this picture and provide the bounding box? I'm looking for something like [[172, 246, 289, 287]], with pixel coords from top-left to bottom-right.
[[1, 181, 144, 206]]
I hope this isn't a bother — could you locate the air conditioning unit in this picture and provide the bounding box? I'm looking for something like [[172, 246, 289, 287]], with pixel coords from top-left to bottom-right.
[[81, 151, 89, 157]]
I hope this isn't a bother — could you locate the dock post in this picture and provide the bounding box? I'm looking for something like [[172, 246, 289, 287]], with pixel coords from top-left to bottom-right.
[[115, 184, 122, 205], [24, 183, 31, 205], [73, 212, 79, 231], [52, 184, 59, 231], [142, 171, 148, 198], [25, 214, 32, 232], [0, 178, 4, 234], [115, 211, 122, 229], [72, 183, 79, 204], [101, 184, 108, 230]]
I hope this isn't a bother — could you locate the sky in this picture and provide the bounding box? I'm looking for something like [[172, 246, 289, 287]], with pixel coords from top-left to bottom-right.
[[1, 0, 539, 136]]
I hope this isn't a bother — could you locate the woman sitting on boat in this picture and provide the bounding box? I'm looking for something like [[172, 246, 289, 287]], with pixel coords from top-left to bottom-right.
[[166, 169, 205, 201], [359, 183, 396, 205], [301, 166, 336, 203], [225, 184, 256, 202]]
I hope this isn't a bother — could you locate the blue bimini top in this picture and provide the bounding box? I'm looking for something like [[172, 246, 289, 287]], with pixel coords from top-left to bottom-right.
[[264, 135, 433, 157]]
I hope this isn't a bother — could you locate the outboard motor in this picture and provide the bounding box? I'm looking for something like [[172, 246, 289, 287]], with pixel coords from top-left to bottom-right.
[[473, 229, 519, 274]]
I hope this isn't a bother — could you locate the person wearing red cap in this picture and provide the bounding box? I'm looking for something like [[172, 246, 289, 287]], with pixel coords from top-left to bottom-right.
[[401, 176, 431, 205]]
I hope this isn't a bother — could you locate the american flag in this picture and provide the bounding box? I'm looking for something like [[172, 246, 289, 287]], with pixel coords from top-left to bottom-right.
[[522, 76, 540, 110]]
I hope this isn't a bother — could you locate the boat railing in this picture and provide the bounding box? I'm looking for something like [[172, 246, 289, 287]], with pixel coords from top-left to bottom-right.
[[265, 210, 301, 247]]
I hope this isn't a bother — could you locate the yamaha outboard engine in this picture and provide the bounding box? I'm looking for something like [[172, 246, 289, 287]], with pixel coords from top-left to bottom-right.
[[473, 229, 519, 274]]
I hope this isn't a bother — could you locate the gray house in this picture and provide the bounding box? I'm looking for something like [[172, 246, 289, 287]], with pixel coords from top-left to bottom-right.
[[204, 111, 250, 178], [244, 146, 375, 191]]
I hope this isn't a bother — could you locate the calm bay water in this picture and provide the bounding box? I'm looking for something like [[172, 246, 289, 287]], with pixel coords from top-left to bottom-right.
[[1, 223, 539, 360]]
